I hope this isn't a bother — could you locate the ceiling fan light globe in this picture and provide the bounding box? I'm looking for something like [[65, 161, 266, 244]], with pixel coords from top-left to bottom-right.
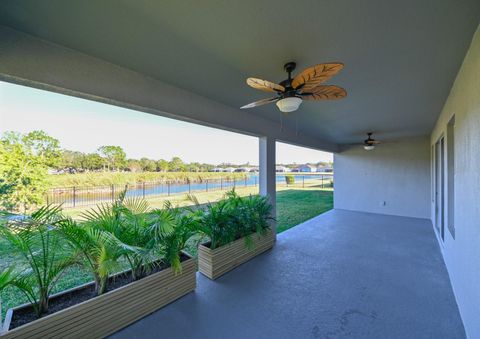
[[364, 145, 375, 151], [276, 97, 302, 113]]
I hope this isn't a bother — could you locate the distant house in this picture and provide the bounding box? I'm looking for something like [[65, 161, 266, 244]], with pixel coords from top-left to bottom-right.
[[48, 169, 61, 175], [275, 166, 290, 173], [297, 164, 317, 173], [48, 168, 77, 175], [224, 167, 236, 173], [210, 167, 223, 172], [317, 165, 333, 173], [234, 167, 250, 172]]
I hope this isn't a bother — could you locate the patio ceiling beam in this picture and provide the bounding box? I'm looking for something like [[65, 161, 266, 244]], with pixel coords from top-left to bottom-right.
[[0, 25, 338, 153]]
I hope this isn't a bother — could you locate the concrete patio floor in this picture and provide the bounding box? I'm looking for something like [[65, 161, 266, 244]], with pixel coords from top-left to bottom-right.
[[110, 209, 465, 339]]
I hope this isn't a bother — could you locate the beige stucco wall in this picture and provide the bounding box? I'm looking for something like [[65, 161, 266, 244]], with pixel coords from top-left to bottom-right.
[[430, 24, 480, 339]]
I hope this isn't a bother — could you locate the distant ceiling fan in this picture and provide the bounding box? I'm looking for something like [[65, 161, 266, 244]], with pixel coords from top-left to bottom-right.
[[241, 62, 347, 113], [361, 132, 381, 150]]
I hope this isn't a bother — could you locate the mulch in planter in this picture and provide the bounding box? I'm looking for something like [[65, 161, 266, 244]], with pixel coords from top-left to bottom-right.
[[9, 253, 190, 330]]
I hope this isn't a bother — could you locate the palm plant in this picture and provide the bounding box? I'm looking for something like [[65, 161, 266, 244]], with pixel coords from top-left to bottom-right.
[[58, 207, 132, 295], [237, 193, 273, 234], [149, 202, 199, 273], [194, 190, 274, 250], [58, 190, 130, 294], [195, 197, 236, 250], [0, 268, 15, 331], [60, 190, 163, 293], [58, 219, 116, 295], [107, 196, 198, 277], [0, 205, 77, 317], [235, 193, 274, 248], [113, 197, 159, 280]]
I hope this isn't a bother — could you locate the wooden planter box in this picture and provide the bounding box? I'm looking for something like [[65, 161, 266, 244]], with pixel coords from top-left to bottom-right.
[[198, 229, 275, 280], [0, 256, 196, 339]]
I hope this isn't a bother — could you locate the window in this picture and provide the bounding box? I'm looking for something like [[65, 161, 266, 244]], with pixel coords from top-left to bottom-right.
[[447, 115, 455, 239]]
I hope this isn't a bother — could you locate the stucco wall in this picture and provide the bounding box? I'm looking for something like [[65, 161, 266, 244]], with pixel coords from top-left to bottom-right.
[[334, 137, 430, 219], [430, 24, 480, 339]]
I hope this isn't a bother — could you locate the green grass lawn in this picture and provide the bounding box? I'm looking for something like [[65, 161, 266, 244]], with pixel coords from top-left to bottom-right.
[[0, 186, 333, 316], [276, 187, 333, 233]]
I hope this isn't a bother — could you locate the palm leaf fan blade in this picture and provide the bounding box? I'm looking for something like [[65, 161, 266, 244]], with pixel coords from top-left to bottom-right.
[[240, 97, 278, 109], [246, 78, 285, 93], [292, 63, 344, 92], [301, 85, 347, 100]]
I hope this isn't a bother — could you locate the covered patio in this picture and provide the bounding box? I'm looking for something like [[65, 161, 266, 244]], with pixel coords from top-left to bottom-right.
[[112, 210, 463, 339], [1, 0, 480, 337]]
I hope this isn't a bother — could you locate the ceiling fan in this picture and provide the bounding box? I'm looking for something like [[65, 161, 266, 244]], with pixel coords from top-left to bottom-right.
[[241, 61, 347, 113], [362, 132, 381, 150]]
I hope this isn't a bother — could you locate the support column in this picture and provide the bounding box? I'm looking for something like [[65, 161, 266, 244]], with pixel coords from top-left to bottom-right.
[[259, 136, 276, 236]]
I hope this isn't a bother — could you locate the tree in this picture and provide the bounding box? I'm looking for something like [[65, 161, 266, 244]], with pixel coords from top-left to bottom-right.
[[186, 162, 200, 172], [0, 131, 60, 212], [168, 157, 185, 172], [139, 158, 157, 172], [126, 159, 142, 172], [156, 159, 169, 172], [200, 163, 214, 172], [22, 130, 61, 167], [84, 153, 104, 171], [58, 150, 105, 172], [59, 150, 84, 172], [97, 146, 126, 171]]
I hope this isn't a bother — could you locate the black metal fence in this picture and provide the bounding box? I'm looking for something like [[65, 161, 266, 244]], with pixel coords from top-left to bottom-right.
[[279, 174, 334, 190], [46, 177, 256, 208], [46, 174, 333, 209]]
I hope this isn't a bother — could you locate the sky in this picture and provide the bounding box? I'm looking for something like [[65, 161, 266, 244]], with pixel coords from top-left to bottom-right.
[[0, 81, 332, 165]]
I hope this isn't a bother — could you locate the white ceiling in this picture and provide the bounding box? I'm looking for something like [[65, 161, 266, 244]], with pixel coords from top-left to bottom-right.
[[1, 0, 479, 145]]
